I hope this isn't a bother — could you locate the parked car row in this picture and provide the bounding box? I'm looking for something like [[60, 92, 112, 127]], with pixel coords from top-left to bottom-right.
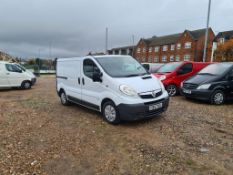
[[0, 61, 36, 89], [146, 61, 233, 105]]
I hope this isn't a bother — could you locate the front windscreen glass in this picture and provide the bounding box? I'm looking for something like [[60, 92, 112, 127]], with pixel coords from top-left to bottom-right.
[[95, 56, 148, 77], [157, 62, 182, 73], [198, 63, 232, 75], [15, 64, 26, 72]]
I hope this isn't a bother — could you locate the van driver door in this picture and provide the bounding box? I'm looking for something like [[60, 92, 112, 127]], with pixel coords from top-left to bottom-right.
[[81, 58, 103, 110]]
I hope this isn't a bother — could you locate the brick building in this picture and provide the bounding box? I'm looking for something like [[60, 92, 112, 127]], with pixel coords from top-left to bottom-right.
[[214, 30, 233, 45], [134, 28, 215, 63]]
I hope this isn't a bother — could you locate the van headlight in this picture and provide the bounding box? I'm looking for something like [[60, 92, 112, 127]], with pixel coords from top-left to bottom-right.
[[119, 85, 137, 96], [197, 84, 211, 90], [159, 75, 166, 81]]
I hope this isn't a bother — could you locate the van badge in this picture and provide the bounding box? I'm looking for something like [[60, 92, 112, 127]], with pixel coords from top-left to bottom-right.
[[151, 91, 157, 98]]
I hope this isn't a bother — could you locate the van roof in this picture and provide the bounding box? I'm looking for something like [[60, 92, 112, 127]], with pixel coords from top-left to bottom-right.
[[57, 55, 131, 61]]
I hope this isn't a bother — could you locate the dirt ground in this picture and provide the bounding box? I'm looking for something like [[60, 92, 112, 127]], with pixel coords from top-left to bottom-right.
[[0, 76, 232, 175]]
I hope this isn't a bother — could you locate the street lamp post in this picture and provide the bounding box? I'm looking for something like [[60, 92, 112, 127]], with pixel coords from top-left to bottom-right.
[[203, 0, 212, 62]]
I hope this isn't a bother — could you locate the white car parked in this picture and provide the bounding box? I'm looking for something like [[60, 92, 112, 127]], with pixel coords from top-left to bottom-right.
[[0, 61, 36, 89], [56, 55, 169, 124]]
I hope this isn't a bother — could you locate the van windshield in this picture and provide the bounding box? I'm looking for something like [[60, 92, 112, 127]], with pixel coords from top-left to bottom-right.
[[15, 64, 26, 72], [157, 62, 182, 73], [95, 56, 148, 77], [197, 63, 232, 75]]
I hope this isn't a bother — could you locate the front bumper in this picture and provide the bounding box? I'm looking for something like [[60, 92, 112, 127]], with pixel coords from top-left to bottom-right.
[[117, 97, 169, 121], [180, 88, 213, 101]]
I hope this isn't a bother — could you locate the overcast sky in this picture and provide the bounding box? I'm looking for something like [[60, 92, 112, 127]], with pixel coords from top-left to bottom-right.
[[0, 0, 233, 59]]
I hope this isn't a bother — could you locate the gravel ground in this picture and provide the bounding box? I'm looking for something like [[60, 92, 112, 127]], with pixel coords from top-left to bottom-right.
[[0, 76, 232, 175]]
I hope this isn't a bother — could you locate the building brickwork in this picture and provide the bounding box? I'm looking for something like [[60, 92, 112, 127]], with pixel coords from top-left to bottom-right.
[[134, 28, 215, 63]]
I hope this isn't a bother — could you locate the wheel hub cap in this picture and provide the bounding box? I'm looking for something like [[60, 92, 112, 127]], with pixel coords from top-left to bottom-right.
[[104, 105, 116, 122], [214, 93, 223, 104]]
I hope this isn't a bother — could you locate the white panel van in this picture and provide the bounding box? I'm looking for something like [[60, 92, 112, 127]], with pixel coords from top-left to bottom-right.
[[56, 55, 169, 124], [0, 61, 36, 89]]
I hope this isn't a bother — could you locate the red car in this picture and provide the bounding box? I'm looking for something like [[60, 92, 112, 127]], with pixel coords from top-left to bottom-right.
[[153, 61, 211, 96]]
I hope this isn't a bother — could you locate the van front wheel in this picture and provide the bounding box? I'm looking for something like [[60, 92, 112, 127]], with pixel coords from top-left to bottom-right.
[[210, 90, 225, 105], [60, 91, 70, 106], [21, 81, 31, 89], [102, 101, 120, 124]]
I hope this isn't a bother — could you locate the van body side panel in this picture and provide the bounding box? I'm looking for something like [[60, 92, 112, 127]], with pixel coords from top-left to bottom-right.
[[57, 60, 82, 101], [7, 71, 26, 87], [0, 64, 9, 87]]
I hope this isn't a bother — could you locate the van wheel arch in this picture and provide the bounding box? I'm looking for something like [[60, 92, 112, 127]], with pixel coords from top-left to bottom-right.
[[101, 98, 115, 112], [58, 88, 65, 97]]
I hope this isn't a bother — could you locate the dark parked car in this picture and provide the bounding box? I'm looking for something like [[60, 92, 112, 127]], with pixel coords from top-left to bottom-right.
[[181, 62, 233, 105]]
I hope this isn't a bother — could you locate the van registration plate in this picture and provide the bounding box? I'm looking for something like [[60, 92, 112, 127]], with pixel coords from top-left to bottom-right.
[[149, 103, 163, 111], [183, 89, 191, 94]]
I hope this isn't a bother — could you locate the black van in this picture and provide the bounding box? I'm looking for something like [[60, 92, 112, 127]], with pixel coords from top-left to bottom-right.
[[181, 62, 233, 105]]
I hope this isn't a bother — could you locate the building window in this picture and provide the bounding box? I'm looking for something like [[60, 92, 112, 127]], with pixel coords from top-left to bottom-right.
[[184, 54, 191, 61], [154, 46, 160, 52], [171, 44, 175, 51], [185, 42, 192, 49], [149, 47, 152, 53], [148, 56, 152, 63], [154, 56, 159, 63], [177, 43, 181, 50], [170, 55, 174, 62], [176, 55, 180, 62], [142, 57, 146, 62], [163, 45, 168, 51], [162, 56, 167, 62], [143, 48, 146, 53], [219, 38, 225, 44], [137, 48, 140, 53]]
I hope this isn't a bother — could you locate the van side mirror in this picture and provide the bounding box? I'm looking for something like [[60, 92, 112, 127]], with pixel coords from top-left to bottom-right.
[[93, 72, 102, 82], [177, 69, 184, 75]]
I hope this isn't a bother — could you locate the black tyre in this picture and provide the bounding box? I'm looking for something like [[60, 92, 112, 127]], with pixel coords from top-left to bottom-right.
[[166, 84, 177, 96], [102, 101, 120, 124], [60, 91, 70, 106], [21, 81, 31, 89], [210, 90, 225, 105]]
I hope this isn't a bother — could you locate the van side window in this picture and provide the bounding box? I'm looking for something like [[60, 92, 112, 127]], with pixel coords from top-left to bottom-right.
[[83, 59, 100, 79], [5, 64, 21, 72], [179, 63, 193, 74]]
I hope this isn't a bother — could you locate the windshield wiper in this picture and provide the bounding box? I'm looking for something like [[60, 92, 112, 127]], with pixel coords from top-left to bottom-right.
[[198, 73, 216, 76], [125, 74, 140, 77]]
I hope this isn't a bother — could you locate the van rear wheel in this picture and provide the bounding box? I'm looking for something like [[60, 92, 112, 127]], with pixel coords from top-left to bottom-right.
[[60, 91, 70, 106], [166, 84, 177, 96], [102, 101, 120, 124]]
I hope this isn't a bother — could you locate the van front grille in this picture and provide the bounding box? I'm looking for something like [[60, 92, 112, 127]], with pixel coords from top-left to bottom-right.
[[139, 89, 162, 99]]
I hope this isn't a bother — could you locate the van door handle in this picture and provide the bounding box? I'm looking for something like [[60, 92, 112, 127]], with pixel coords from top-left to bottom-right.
[[6, 73, 10, 75], [82, 78, 85, 85], [78, 78, 80, 84]]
